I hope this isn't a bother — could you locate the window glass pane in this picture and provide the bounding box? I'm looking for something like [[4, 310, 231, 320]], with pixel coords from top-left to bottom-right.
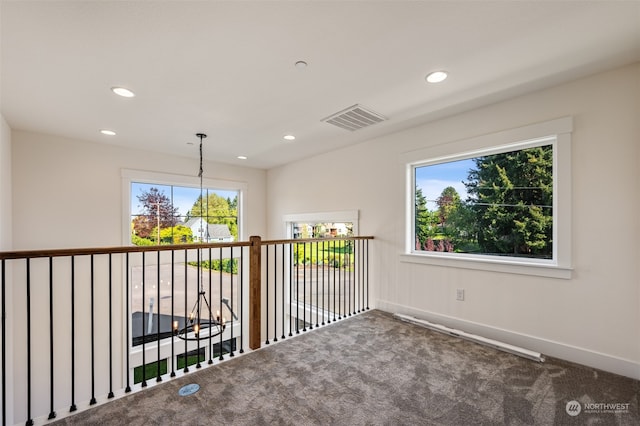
[[131, 183, 172, 214], [173, 186, 201, 223], [414, 144, 553, 259], [290, 221, 354, 315], [292, 222, 353, 239], [130, 182, 239, 245]]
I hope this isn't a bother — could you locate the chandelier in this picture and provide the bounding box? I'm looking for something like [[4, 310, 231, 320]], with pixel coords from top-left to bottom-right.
[[172, 133, 227, 341], [174, 290, 225, 341]]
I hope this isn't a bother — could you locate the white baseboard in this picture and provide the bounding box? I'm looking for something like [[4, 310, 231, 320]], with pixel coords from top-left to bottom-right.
[[376, 299, 640, 380]]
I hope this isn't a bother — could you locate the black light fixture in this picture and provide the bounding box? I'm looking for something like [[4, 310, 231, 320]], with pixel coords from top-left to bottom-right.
[[173, 133, 228, 341], [173, 297, 226, 341]]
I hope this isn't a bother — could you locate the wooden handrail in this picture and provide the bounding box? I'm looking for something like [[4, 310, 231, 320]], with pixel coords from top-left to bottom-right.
[[0, 236, 374, 260], [0, 241, 251, 260], [1, 235, 374, 352], [1, 234, 374, 422], [261, 236, 374, 245]]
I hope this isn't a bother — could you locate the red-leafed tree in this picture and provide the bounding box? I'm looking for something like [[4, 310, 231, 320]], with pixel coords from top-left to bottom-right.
[[132, 187, 179, 239]]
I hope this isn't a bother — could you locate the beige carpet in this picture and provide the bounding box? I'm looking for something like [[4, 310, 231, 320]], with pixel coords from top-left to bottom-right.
[[53, 310, 639, 425]]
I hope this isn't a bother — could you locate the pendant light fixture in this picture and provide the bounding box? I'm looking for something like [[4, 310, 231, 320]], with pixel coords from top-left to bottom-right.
[[174, 133, 226, 341]]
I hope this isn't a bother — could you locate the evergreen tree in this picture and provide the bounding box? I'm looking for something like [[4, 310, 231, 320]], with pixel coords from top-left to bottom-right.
[[415, 187, 428, 248], [436, 186, 461, 226], [464, 145, 553, 256], [415, 187, 438, 248]]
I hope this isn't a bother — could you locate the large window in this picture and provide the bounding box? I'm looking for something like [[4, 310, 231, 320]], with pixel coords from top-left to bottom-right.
[[122, 170, 245, 245], [121, 170, 246, 376], [402, 118, 573, 278], [414, 141, 553, 259], [130, 182, 239, 246]]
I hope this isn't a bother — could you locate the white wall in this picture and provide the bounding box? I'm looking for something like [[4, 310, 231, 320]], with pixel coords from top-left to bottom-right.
[[12, 131, 267, 248], [0, 115, 11, 250], [267, 63, 640, 379], [0, 114, 15, 424]]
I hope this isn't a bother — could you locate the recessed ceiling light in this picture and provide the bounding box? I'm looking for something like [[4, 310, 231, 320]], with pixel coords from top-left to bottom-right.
[[237, 155, 247, 160], [100, 129, 116, 136], [283, 135, 296, 141], [295, 60, 308, 69], [425, 71, 448, 83], [111, 87, 135, 97]]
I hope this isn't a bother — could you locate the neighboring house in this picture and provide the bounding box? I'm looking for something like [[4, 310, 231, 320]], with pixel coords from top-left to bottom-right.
[[329, 222, 349, 237], [185, 218, 234, 243], [293, 223, 313, 239], [293, 222, 352, 238]]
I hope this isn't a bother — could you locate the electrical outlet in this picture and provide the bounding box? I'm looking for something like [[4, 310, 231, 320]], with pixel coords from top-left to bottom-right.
[[456, 288, 465, 301]]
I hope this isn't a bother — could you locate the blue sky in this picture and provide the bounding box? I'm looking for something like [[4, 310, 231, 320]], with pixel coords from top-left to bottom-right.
[[131, 182, 238, 217], [415, 158, 474, 210]]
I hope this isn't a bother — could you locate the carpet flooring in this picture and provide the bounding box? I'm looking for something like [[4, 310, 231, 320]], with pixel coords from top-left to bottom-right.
[[53, 310, 639, 425]]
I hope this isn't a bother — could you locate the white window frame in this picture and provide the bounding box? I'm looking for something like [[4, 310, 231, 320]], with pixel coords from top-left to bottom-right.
[[121, 169, 247, 244], [283, 210, 359, 239], [282, 210, 359, 322], [120, 169, 247, 379], [400, 117, 573, 279]]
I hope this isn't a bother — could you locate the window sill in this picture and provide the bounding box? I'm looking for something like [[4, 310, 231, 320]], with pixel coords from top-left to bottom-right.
[[400, 253, 572, 279]]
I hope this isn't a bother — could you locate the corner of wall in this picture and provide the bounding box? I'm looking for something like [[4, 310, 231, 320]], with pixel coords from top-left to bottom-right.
[[0, 112, 15, 424], [0, 113, 12, 250]]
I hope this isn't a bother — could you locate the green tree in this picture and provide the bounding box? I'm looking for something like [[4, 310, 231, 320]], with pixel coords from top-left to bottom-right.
[[228, 196, 238, 212], [436, 186, 461, 226], [154, 225, 193, 244], [415, 187, 438, 248], [464, 145, 553, 256], [189, 192, 238, 239], [132, 187, 179, 240], [131, 234, 154, 246], [445, 201, 477, 252]]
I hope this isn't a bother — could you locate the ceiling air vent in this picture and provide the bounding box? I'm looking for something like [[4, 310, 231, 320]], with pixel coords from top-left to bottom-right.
[[321, 104, 387, 132]]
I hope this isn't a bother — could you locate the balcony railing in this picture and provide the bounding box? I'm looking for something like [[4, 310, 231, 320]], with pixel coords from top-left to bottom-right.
[[0, 235, 372, 426]]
